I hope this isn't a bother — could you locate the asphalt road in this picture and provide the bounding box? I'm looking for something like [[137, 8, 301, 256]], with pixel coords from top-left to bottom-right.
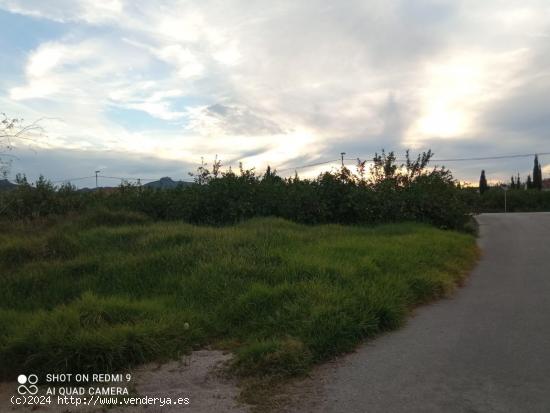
[[286, 213, 550, 413]]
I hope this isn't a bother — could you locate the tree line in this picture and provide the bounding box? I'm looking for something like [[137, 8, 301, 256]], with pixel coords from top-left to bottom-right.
[[0, 150, 473, 231], [479, 155, 545, 193]]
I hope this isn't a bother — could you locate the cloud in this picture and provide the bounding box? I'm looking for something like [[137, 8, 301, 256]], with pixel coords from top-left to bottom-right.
[[0, 0, 124, 24], [186, 103, 284, 137], [1, 0, 550, 184]]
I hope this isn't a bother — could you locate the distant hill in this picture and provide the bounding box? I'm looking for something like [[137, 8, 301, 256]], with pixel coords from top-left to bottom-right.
[[144, 177, 192, 189], [0, 177, 192, 192], [0, 179, 17, 191]]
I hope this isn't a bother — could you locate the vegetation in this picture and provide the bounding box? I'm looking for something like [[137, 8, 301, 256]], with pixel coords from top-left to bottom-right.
[[479, 155, 546, 193], [465, 186, 550, 212], [0, 148, 483, 404], [473, 154, 550, 212], [1, 113, 43, 177], [479, 170, 488, 194], [533, 155, 543, 190], [511, 173, 521, 190], [0, 150, 472, 231], [0, 214, 477, 382]]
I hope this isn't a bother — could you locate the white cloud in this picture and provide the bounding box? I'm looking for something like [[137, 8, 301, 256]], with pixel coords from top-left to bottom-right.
[[408, 48, 532, 144], [213, 43, 242, 66], [156, 45, 204, 78], [0, 0, 124, 24], [26, 44, 65, 77]]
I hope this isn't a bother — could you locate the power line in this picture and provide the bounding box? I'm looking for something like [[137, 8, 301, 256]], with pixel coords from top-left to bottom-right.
[[8, 151, 550, 185], [427, 152, 550, 162], [47, 175, 194, 185], [277, 159, 340, 173], [98, 175, 194, 183], [99, 175, 153, 181], [277, 151, 550, 173], [349, 152, 550, 163], [51, 176, 95, 184]]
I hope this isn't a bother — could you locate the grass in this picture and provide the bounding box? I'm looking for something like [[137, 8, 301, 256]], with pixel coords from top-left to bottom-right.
[[0, 212, 478, 389]]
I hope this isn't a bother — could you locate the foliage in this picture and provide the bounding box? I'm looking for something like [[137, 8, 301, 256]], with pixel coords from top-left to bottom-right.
[[466, 186, 550, 213], [510, 173, 522, 190], [533, 155, 543, 190], [0, 113, 44, 176], [0, 217, 477, 380], [0, 150, 472, 230], [0, 174, 86, 218], [479, 170, 488, 194]]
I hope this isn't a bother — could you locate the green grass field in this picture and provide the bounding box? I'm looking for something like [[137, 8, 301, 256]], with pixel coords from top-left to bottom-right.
[[0, 212, 477, 383]]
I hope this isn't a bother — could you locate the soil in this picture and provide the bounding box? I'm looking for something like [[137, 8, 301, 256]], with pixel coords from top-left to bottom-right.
[[0, 350, 250, 413]]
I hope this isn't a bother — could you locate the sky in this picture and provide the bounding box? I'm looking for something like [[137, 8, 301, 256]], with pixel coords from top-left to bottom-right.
[[0, 0, 549, 186]]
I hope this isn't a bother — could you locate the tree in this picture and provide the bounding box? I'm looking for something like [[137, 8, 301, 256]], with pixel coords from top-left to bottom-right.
[[533, 155, 543, 190], [527, 174, 533, 189], [479, 170, 488, 194], [1, 113, 43, 177], [510, 175, 516, 189], [516, 173, 521, 189]]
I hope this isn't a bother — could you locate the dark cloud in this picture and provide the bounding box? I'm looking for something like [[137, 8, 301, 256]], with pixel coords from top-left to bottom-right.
[[321, 93, 411, 158], [483, 78, 550, 136], [203, 104, 284, 136], [225, 145, 274, 165]]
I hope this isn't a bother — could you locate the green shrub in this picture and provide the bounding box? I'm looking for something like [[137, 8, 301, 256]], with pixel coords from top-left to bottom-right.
[[0, 150, 473, 230], [471, 188, 550, 212], [78, 208, 150, 228]]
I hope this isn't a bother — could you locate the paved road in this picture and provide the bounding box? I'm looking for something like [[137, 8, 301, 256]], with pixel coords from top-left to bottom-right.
[[286, 213, 550, 413]]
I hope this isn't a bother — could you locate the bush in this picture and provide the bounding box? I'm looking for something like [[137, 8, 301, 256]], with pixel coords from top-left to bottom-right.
[[472, 188, 550, 212], [78, 208, 150, 228], [0, 150, 472, 230], [0, 175, 86, 219]]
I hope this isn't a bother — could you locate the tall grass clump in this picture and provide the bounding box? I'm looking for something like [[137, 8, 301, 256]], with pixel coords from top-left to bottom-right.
[[0, 217, 477, 381]]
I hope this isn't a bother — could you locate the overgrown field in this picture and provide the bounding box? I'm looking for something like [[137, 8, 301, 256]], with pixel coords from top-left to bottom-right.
[[0, 213, 477, 382]]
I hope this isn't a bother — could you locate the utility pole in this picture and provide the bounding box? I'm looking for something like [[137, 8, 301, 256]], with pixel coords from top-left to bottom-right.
[[504, 185, 508, 213], [95, 170, 100, 188], [340, 152, 346, 167]]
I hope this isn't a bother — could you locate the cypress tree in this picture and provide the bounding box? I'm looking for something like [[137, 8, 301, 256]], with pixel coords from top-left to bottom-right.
[[527, 174, 533, 189], [517, 173, 521, 189], [479, 170, 488, 194], [533, 155, 543, 190]]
